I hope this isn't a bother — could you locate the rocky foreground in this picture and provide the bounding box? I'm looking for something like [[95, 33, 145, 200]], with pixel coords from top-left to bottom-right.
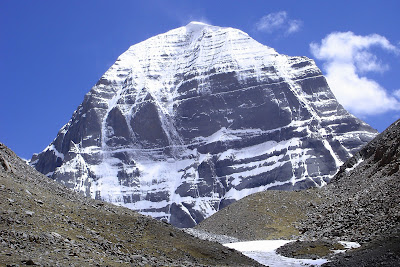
[[0, 143, 261, 266], [197, 119, 400, 266]]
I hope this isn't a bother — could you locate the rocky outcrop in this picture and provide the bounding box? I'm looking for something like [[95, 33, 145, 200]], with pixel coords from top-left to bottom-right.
[[31, 22, 377, 227]]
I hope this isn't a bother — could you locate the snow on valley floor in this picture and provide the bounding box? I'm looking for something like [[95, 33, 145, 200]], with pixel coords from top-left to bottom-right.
[[223, 240, 361, 267], [224, 240, 327, 266], [184, 229, 360, 266]]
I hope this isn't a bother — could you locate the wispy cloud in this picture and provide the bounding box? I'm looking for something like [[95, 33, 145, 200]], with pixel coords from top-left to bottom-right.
[[256, 11, 302, 35], [394, 89, 400, 100], [287, 20, 302, 34], [310, 32, 400, 116], [183, 17, 212, 26]]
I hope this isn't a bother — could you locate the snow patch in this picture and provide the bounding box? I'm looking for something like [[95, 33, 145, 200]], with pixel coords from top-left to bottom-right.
[[345, 158, 364, 172], [224, 240, 329, 266], [44, 144, 64, 160]]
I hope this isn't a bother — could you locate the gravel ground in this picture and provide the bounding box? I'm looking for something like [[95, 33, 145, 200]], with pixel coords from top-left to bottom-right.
[[183, 228, 240, 244], [323, 228, 400, 266], [195, 189, 320, 241]]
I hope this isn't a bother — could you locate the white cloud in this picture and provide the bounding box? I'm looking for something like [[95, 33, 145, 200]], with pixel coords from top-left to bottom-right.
[[183, 16, 212, 26], [310, 32, 400, 116], [287, 20, 302, 34], [256, 11, 302, 35], [394, 89, 400, 99]]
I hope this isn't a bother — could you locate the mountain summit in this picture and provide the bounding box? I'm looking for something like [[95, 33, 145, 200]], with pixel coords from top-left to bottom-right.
[[31, 22, 377, 227]]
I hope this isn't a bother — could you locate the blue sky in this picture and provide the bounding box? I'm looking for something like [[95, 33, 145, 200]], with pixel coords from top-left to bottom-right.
[[1, 0, 399, 159]]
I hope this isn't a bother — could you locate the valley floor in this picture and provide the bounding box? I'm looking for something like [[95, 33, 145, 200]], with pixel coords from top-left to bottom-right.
[[224, 240, 329, 266]]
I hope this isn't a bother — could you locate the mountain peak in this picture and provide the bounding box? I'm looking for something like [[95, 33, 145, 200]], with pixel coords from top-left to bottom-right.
[[186, 21, 211, 27], [31, 23, 378, 228], [183, 21, 216, 34], [183, 21, 247, 36], [183, 21, 225, 36]]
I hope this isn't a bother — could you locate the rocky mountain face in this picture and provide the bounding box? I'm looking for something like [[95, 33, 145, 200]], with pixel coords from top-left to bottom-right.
[[0, 142, 261, 266], [31, 22, 377, 227]]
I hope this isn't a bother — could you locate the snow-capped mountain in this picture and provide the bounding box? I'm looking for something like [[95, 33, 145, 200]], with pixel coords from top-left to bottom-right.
[[31, 22, 377, 227]]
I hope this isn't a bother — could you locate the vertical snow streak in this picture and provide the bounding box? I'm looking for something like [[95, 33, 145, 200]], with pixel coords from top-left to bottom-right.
[[322, 139, 343, 169], [274, 55, 319, 121]]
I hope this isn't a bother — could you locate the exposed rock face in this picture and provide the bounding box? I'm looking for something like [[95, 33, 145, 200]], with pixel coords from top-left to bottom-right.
[[31, 22, 377, 227]]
